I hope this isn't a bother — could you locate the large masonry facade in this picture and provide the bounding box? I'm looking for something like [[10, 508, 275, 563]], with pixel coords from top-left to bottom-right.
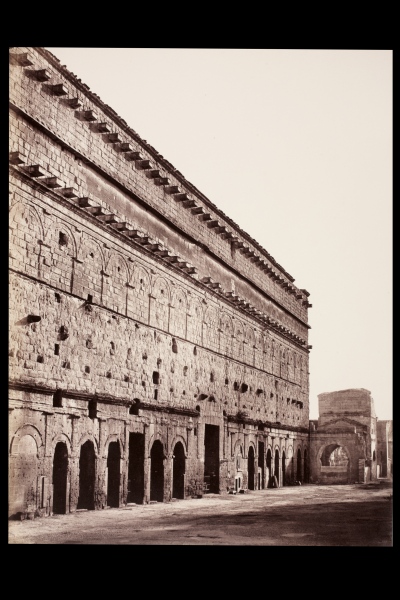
[[9, 47, 314, 518]]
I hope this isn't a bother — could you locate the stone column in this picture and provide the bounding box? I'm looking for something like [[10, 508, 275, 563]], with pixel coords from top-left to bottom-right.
[[143, 422, 150, 503], [97, 417, 107, 509], [69, 415, 80, 512]]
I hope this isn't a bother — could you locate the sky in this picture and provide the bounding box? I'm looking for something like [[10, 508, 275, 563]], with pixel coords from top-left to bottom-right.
[[45, 48, 393, 420]]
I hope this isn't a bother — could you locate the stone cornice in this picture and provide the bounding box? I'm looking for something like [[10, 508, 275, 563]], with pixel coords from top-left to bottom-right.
[[32, 47, 297, 284]]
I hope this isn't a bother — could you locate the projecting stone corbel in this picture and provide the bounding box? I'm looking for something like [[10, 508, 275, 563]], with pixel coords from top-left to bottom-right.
[[24, 164, 47, 178], [66, 98, 82, 109], [32, 68, 51, 82], [49, 83, 68, 96], [9, 151, 26, 165], [80, 110, 98, 122], [43, 176, 63, 188], [9, 52, 33, 66]]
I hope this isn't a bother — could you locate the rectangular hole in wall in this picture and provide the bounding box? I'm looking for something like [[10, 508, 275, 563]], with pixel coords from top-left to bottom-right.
[[54, 344, 59, 356]]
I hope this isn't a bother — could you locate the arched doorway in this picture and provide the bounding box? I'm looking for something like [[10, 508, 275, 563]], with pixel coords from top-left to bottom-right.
[[266, 449, 272, 486], [297, 448, 302, 482], [282, 450, 286, 486], [52, 442, 68, 514], [77, 440, 96, 510], [172, 442, 185, 499], [274, 449, 280, 486], [248, 446, 255, 490], [107, 442, 120, 508], [320, 443, 350, 484], [9, 434, 38, 516], [150, 440, 164, 502], [304, 449, 309, 483]]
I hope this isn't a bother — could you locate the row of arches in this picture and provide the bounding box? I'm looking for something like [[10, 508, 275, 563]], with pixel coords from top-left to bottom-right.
[[9, 432, 187, 517], [243, 447, 309, 490], [9, 200, 306, 373]]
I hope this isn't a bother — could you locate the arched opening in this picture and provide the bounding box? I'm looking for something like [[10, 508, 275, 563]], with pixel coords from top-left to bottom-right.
[[127, 432, 145, 504], [52, 442, 68, 514], [282, 450, 286, 487], [150, 440, 164, 502], [319, 443, 350, 484], [248, 446, 255, 490], [321, 444, 349, 467], [303, 449, 309, 483], [274, 449, 280, 486], [296, 448, 302, 483], [204, 424, 220, 493], [258, 441, 265, 489], [266, 449, 272, 486], [9, 434, 38, 516], [107, 441, 120, 508], [172, 442, 185, 500], [77, 440, 96, 510]]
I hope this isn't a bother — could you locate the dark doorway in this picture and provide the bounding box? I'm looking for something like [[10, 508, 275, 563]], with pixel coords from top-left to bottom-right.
[[248, 446, 255, 490], [282, 450, 286, 487], [52, 442, 68, 514], [266, 449, 272, 484], [172, 442, 185, 499], [304, 449, 309, 483], [150, 440, 164, 502], [204, 424, 219, 493], [77, 440, 95, 510], [274, 449, 280, 485], [107, 441, 120, 508], [258, 441, 265, 489], [297, 448, 302, 482], [127, 433, 145, 504]]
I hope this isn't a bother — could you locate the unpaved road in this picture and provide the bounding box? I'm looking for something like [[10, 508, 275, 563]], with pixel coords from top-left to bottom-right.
[[9, 482, 393, 546]]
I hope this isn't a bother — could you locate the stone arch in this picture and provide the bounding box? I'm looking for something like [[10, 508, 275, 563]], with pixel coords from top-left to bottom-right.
[[50, 432, 72, 457], [254, 330, 263, 369], [9, 200, 44, 239], [247, 440, 257, 457], [244, 326, 255, 366], [316, 442, 351, 484], [150, 276, 171, 331], [233, 319, 244, 361], [9, 431, 40, 516], [247, 443, 256, 490], [77, 433, 99, 457], [203, 305, 219, 351], [233, 439, 244, 459], [170, 286, 188, 338], [9, 202, 44, 278], [45, 220, 77, 293], [77, 438, 97, 510], [128, 263, 151, 322], [188, 296, 204, 344], [104, 252, 129, 315], [75, 235, 104, 303], [10, 424, 43, 457], [147, 432, 166, 459], [169, 434, 188, 458], [219, 313, 233, 357], [103, 434, 124, 459], [286, 444, 294, 483], [150, 438, 165, 502]]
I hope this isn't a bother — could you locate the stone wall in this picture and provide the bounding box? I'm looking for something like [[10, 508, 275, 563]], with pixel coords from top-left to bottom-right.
[[9, 47, 311, 518]]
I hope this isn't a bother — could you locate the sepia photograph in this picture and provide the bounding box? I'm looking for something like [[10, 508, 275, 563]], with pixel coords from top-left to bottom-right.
[[8, 48, 392, 545]]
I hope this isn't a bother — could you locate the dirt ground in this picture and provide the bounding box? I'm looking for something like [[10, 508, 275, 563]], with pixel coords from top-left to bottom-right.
[[8, 481, 393, 546]]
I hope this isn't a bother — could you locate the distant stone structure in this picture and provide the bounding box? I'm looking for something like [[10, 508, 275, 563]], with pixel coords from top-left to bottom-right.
[[9, 47, 312, 519], [309, 389, 390, 484]]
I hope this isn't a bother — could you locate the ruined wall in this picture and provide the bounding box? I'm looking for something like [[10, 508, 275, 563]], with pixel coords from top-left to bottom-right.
[[9, 47, 311, 518]]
